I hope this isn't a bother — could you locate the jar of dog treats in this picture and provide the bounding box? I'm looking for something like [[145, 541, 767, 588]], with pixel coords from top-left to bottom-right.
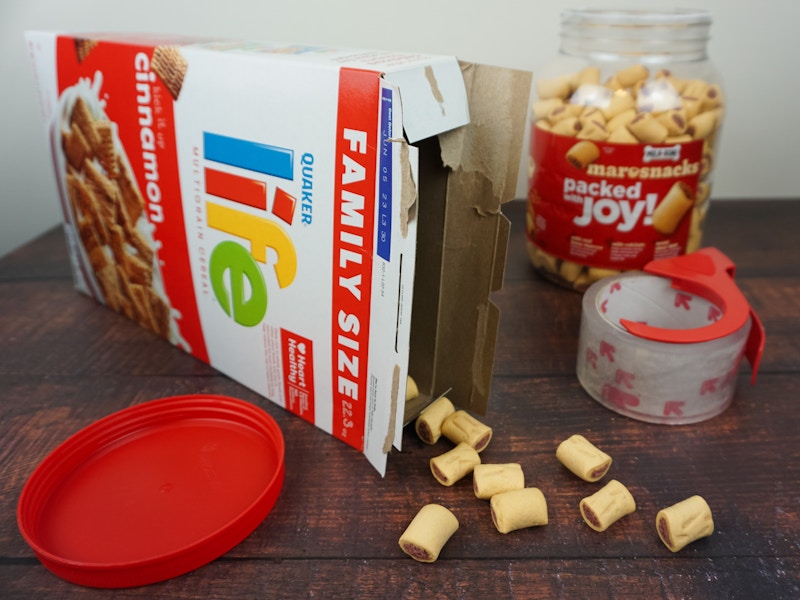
[[527, 9, 724, 291]]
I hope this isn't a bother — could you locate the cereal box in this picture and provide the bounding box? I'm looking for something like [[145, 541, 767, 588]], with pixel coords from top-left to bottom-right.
[[25, 32, 531, 474]]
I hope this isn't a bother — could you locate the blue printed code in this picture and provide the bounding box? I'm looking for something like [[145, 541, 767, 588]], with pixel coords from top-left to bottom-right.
[[377, 89, 393, 261]]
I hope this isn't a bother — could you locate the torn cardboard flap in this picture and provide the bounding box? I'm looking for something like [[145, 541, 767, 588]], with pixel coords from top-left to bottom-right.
[[439, 62, 532, 214], [405, 62, 532, 423], [383, 57, 470, 144]]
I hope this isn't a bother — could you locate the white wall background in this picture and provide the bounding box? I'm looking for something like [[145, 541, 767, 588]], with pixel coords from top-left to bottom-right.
[[2, 0, 799, 257]]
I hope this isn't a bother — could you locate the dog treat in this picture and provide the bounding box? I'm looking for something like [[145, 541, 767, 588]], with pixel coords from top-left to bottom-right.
[[490, 487, 548, 534], [399, 504, 459, 563], [405, 376, 419, 401], [556, 434, 612, 482], [566, 140, 600, 169], [687, 109, 720, 140], [151, 45, 188, 100], [537, 74, 574, 100], [415, 395, 455, 445], [656, 495, 714, 552], [441, 410, 493, 452], [430, 442, 480, 486], [627, 113, 668, 144], [652, 181, 695, 235], [579, 479, 636, 532], [473, 463, 525, 499], [600, 90, 635, 120], [614, 64, 649, 88]]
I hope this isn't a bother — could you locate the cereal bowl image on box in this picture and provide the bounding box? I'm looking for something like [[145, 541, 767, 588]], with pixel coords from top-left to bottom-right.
[[51, 73, 186, 349]]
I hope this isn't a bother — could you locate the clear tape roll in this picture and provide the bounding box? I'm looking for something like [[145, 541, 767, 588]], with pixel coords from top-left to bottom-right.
[[577, 272, 752, 424]]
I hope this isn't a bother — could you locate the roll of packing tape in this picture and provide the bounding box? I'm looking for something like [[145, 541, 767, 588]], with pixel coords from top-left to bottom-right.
[[576, 248, 764, 424]]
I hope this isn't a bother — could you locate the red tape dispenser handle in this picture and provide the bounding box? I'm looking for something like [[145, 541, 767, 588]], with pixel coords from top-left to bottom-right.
[[620, 247, 765, 384]]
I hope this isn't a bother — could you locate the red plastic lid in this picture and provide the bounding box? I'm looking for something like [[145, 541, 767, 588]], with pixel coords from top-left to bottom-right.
[[17, 394, 284, 588]]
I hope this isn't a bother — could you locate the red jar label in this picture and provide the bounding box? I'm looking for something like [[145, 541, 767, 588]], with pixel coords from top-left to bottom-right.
[[528, 126, 704, 270]]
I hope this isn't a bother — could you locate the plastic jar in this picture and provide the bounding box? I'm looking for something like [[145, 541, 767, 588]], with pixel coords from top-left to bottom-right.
[[526, 9, 724, 291]]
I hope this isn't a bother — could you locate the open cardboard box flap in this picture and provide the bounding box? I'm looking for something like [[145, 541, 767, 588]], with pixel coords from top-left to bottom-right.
[[405, 61, 532, 422]]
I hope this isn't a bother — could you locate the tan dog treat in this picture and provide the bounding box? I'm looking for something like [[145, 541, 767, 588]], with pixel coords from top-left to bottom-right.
[[151, 46, 188, 100], [473, 463, 525, 500], [682, 79, 710, 101], [608, 126, 638, 144], [556, 434, 612, 482], [399, 504, 459, 563], [615, 64, 649, 88], [656, 495, 714, 552], [576, 119, 608, 141], [579, 479, 636, 532], [576, 66, 601, 86], [441, 410, 492, 452], [415, 395, 455, 445], [491, 487, 548, 534], [551, 117, 581, 137], [687, 110, 719, 140], [600, 90, 635, 120], [579, 106, 606, 124], [666, 134, 693, 144], [547, 103, 583, 124], [702, 83, 724, 111], [627, 113, 668, 144], [430, 442, 480, 486], [587, 267, 621, 283], [681, 95, 703, 120], [405, 375, 419, 401], [652, 181, 695, 235], [657, 109, 688, 136], [537, 74, 574, 100], [565, 140, 600, 169], [695, 182, 711, 207], [527, 243, 559, 273], [559, 259, 584, 283], [606, 108, 637, 132], [532, 98, 564, 121]]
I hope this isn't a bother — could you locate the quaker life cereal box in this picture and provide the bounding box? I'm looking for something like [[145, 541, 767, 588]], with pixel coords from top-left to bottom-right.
[[25, 32, 531, 475]]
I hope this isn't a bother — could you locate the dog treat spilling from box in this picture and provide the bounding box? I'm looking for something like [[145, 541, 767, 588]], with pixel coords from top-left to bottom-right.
[[556, 434, 612, 482], [399, 504, 460, 563], [579, 479, 637, 532], [656, 495, 714, 552], [26, 32, 532, 475], [527, 9, 724, 291], [491, 487, 548, 534]]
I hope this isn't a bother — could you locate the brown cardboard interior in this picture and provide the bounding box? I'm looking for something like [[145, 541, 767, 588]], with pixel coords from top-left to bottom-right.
[[404, 62, 532, 423]]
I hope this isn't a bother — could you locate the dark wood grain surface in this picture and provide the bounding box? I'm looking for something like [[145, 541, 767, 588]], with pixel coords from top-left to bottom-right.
[[1, 199, 799, 599]]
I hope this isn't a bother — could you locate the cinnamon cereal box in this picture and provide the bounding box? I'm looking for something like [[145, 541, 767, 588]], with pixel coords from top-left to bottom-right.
[[25, 32, 531, 474]]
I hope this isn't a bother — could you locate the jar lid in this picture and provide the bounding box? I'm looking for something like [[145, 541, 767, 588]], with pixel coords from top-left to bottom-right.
[[560, 8, 713, 60], [17, 394, 285, 588], [562, 8, 712, 27]]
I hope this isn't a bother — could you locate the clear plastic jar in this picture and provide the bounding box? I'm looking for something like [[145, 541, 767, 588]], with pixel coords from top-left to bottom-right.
[[527, 9, 724, 291]]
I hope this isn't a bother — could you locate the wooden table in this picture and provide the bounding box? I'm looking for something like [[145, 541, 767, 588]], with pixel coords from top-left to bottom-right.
[[1, 199, 799, 599]]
